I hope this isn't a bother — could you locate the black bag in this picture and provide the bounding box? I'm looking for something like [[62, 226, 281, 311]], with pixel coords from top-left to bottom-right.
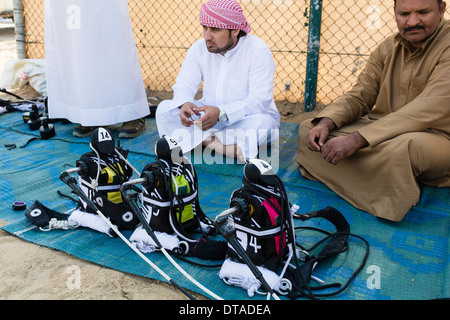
[[132, 136, 226, 260], [75, 148, 139, 230], [223, 159, 293, 272], [226, 186, 288, 271], [139, 158, 211, 242]]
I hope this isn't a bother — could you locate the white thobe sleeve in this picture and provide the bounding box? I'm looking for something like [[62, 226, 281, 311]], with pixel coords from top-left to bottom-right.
[[170, 42, 204, 110]]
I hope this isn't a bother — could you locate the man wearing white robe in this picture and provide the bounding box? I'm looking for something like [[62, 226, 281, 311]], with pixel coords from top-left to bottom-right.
[[156, 0, 280, 162], [44, 0, 149, 138]]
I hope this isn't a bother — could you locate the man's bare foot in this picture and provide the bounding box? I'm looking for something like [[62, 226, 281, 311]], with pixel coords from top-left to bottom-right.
[[202, 135, 245, 163]]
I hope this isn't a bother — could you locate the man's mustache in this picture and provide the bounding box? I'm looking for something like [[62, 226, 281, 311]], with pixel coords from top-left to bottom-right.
[[404, 25, 425, 32]]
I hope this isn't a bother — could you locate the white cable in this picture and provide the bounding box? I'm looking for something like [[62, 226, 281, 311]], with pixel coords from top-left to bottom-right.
[[93, 201, 223, 300], [89, 143, 101, 190], [91, 206, 178, 285], [156, 238, 223, 300], [114, 148, 141, 176]]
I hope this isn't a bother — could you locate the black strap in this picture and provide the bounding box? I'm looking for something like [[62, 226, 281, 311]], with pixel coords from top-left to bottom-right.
[[288, 207, 350, 297], [25, 201, 68, 228], [297, 206, 350, 260], [4, 137, 40, 150], [289, 206, 369, 299]]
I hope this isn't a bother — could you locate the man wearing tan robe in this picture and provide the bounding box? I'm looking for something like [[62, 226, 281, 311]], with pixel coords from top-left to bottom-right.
[[297, 0, 450, 221]]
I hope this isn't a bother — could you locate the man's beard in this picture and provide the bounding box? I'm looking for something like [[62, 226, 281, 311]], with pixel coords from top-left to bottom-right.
[[206, 36, 237, 54]]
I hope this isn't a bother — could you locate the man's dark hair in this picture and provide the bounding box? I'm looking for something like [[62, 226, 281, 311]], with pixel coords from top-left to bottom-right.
[[237, 30, 247, 38], [229, 29, 247, 38], [394, 0, 443, 7]]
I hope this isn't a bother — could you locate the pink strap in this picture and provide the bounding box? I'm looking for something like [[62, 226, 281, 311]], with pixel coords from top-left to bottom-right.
[[262, 197, 286, 254]]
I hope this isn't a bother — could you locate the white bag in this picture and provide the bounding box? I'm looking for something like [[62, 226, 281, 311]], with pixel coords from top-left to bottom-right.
[[0, 59, 47, 95]]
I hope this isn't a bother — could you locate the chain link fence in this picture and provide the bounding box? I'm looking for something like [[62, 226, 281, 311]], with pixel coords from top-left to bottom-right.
[[14, 0, 449, 109]]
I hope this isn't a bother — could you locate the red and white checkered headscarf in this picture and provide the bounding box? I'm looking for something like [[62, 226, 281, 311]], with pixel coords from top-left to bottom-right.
[[200, 0, 251, 34]]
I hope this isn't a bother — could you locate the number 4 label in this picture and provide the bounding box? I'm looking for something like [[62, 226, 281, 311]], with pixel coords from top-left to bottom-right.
[[236, 230, 261, 254]]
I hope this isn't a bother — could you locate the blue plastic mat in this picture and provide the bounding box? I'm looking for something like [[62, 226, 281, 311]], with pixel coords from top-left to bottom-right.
[[1, 111, 449, 300]]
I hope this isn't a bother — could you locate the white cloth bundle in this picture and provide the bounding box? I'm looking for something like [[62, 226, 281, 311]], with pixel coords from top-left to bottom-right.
[[219, 258, 281, 297], [0, 59, 47, 95], [68, 209, 112, 236], [129, 225, 180, 253]]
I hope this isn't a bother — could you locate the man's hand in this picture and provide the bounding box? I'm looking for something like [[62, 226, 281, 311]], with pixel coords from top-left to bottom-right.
[[193, 105, 220, 131], [306, 117, 336, 151], [321, 132, 368, 165], [179, 102, 200, 127]]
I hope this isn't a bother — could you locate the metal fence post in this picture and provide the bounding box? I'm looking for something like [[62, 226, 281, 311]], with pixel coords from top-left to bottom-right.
[[304, 0, 322, 112], [13, 0, 26, 59]]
